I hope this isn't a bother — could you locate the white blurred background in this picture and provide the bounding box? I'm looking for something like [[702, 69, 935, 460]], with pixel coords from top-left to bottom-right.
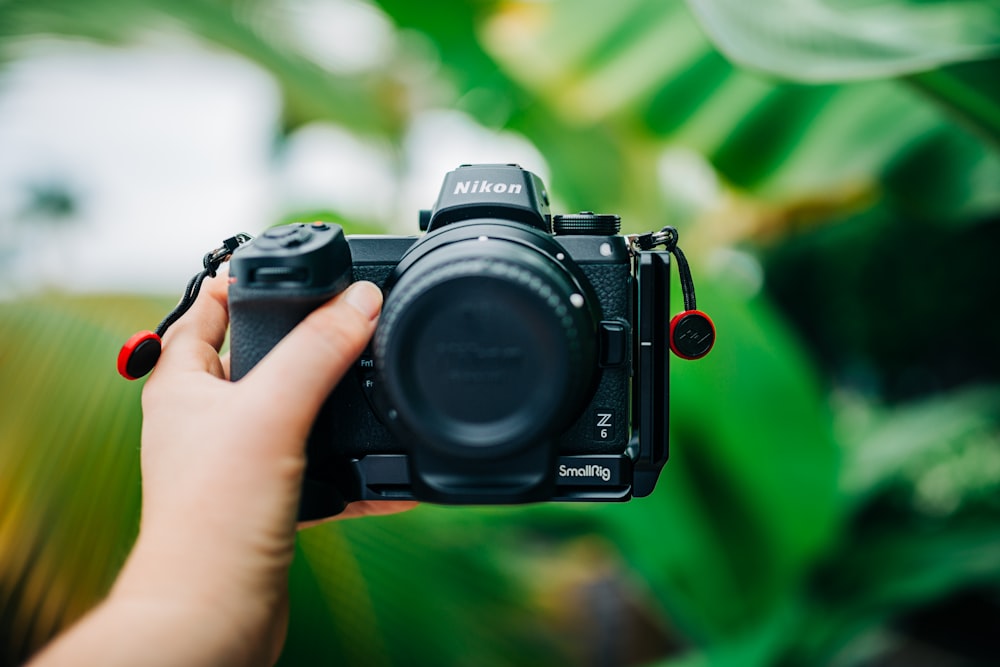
[[0, 1, 545, 295]]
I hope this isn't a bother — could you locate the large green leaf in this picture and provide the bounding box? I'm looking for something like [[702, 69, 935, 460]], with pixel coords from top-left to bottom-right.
[[478, 0, 1000, 224], [0, 296, 165, 664], [839, 386, 1000, 517], [597, 278, 841, 643], [684, 0, 1000, 81], [684, 0, 1000, 146], [906, 59, 1000, 154]]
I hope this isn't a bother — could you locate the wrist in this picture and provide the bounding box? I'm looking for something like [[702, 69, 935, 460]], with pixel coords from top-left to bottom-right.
[[29, 587, 281, 667], [106, 532, 288, 667]]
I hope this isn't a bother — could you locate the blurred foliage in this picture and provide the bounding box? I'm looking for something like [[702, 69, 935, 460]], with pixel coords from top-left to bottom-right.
[[1, 0, 999, 666]]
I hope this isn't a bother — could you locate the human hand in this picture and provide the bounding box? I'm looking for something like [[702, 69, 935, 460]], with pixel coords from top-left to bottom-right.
[[31, 271, 414, 667]]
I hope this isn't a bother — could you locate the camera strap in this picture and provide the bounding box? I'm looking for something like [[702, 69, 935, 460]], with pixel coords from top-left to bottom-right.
[[628, 227, 715, 360], [117, 233, 253, 380], [117, 223, 715, 379]]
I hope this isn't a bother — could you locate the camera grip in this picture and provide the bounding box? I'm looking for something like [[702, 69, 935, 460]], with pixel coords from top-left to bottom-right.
[[227, 222, 354, 381], [229, 284, 352, 521], [229, 290, 335, 381]]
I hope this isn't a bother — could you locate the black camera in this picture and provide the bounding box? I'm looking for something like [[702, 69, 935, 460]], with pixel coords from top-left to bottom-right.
[[228, 164, 706, 520]]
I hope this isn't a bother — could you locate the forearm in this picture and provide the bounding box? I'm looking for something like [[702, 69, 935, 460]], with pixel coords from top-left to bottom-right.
[[29, 280, 386, 666], [29, 595, 262, 667], [28, 536, 288, 667]]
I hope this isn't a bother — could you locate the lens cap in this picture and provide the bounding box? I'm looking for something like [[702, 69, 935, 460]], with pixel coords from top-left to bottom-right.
[[376, 233, 598, 458]]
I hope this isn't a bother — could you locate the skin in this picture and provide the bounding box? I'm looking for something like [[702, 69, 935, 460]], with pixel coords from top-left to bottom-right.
[[29, 273, 414, 667]]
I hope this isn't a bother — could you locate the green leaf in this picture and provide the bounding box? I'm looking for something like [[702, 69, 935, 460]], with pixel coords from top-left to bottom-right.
[[0, 295, 168, 663], [684, 0, 1000, 82], [481, 0, 1000, 225], [684, 0, 1000, 147], [770, 387, 1000, 664], [283, 507, 574, 666], [783, 516, 1000, 665], [589, 278, 842, 643], [906, 59, 1000, 150], [840, 386, 1000, 513]]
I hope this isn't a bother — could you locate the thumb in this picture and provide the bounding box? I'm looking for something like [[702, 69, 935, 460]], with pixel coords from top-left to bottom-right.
[[238, 281, 382, 435]]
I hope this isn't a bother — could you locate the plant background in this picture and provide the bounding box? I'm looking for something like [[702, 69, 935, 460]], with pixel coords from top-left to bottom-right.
[[1, 1, 999, 665]]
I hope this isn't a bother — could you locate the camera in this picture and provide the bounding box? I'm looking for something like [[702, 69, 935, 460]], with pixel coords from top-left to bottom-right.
[[228, 164, 682, 520]]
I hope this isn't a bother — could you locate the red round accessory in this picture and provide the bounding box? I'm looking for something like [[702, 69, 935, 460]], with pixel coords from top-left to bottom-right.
[[118, 330, 162, 380], [669, 310, 715, 360], [113, 233, 253, 381]]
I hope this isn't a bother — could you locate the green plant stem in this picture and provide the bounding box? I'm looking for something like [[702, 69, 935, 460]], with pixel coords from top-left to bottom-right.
[[906, 66, 1000, 152]]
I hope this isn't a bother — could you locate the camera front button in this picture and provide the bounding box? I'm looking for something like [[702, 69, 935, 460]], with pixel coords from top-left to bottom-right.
[[598, 320, 629, 367]]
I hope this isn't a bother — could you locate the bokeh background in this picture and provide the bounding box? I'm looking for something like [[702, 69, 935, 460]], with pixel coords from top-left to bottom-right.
[[2, 1, 999, 665]]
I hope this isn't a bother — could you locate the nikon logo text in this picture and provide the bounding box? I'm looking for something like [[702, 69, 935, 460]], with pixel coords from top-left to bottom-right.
[[453, 180, 523, 195], [558, 464, 612, 483]]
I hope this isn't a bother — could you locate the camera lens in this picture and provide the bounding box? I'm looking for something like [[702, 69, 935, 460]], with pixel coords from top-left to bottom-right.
[[375, 220, 599, 458]]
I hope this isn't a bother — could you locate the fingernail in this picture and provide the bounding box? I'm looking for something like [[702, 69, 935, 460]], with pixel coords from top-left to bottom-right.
[[343, 281, 383, 321]]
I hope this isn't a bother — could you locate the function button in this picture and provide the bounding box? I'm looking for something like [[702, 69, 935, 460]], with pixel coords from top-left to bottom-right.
[[598, 320, 629, 367]]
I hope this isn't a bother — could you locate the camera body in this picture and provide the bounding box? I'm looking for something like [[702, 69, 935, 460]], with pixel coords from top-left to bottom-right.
[[229, 164, 672, 520]]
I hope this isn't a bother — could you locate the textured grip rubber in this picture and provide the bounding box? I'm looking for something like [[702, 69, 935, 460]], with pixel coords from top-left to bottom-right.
[[229, 291, 331, 380]]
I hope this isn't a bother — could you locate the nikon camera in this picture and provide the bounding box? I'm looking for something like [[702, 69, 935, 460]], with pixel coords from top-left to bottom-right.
[[229, 164, 681, 520]]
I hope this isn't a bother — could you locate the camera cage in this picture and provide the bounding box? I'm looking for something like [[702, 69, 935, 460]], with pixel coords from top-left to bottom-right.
[[342, 245, 673, 504], [118, 164, 713, 512]]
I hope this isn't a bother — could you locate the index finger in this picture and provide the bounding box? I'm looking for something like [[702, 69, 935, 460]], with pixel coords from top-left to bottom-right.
[[154, 269, 231, 378]]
